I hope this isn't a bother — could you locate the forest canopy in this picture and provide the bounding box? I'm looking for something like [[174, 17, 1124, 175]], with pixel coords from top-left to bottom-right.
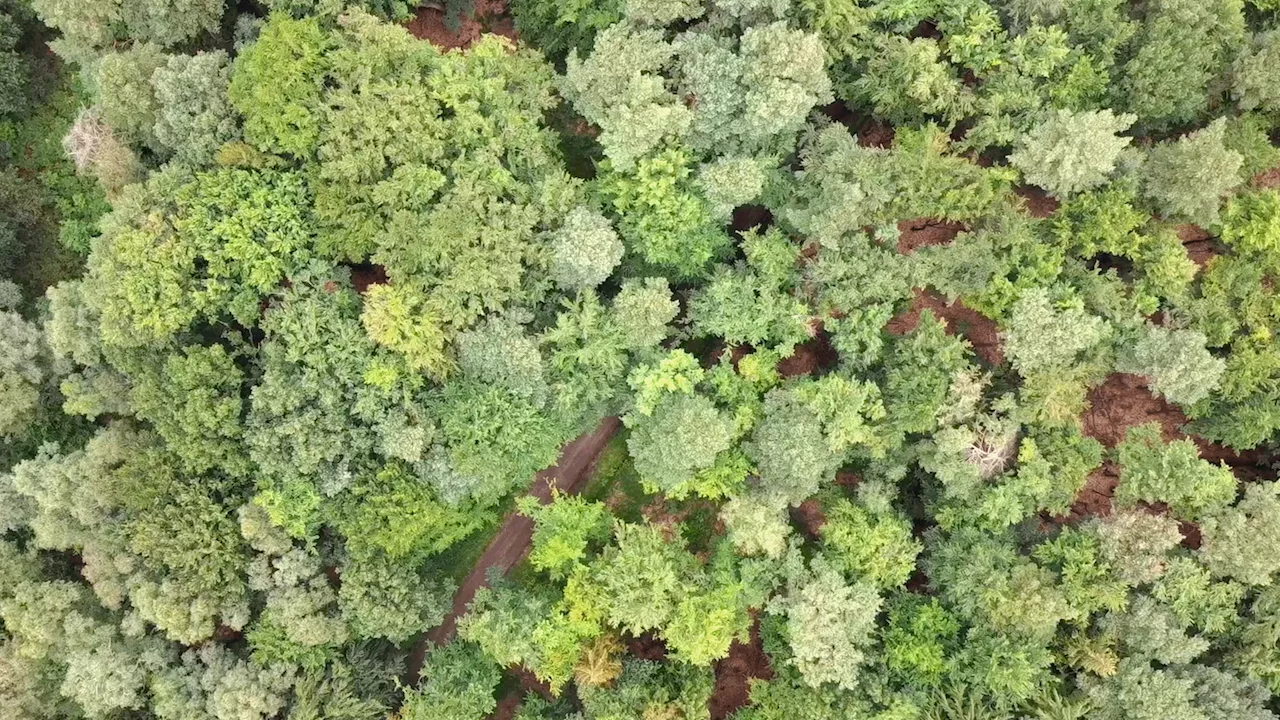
[[3, 0, 1280, 719]]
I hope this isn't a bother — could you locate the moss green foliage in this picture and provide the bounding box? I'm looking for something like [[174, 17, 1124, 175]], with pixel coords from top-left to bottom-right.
[[1114, 423, 1237, 520], [1009, 109, 1134, 198], [5, 1, 1280, 718], [1142, 119, 1244, 226]]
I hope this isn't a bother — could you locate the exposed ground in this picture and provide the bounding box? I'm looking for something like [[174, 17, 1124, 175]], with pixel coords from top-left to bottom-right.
[[710, 618, 774, 720], [885, 289, 1004, 367], [406, 416, 622, 683], [405, 0, 515, 48]]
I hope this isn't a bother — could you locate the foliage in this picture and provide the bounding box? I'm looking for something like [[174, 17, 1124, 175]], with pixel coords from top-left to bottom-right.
[[152, 51, 239, 168], [769, 556, 881, 691], [1114, 423, 1237, 520], [400, 642, 501, 720], [1141, 119, 1244, 226], [1009, 110, 1134, 198], [5, 2, 1280, 717]]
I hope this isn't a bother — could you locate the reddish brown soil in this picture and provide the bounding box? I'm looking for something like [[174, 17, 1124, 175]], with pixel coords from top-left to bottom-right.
[[1081, 373, 1187, 448], [790, 499, 827, 539], [1253, 167, 1280, 190], [627, 632, 669, 661], [896, 218, 966, 254], [778, 326, 839, 378], [732, 205, 773, 232], [1175, 224, 1219, 268], [349, 263, 388, 293], [407, 416, 623, 683], [1179, 520, 1203, 550], [885, 289, 1004, 366], [488, 693, 524, 720], [819, 101, 896, 148], [1067, 373, 1271, 520], [1064, 461, 1120, 522], [1014, 185, 1060, 219], [486, 668, 553, 720], [710, 618, 774, 720], [835, 471, 861, 488], [405, 0, 514, 49]]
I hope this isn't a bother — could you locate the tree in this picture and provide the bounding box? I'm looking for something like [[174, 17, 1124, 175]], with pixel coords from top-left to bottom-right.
[[520, 491, 611, 577], [338, 552, 453, 642], [229, 13, 330, 158], [1117, 324, 1225, 407], [821, 498, 921, 589], [853, 36, 972, 127], [152, 51, 239, 167], [550, 206, 623, 292], [437, 379, 569, 506], [720, 493, 790, 559], [745, 389, 842, 508], [0, 308, 46, 438], [1199, 481, 1280, 585], [613, 277, 678, 350], [925, 528, 1076, 643], [1232, 30, 1280, 116], [1009, 109, 1135, 198], [335, 463, 483, 561], [457, 316, 547, 402], [29, 0, 122, 65], [561, 24, 687, 170], [769, 556, 881, 691], [665, 580, 753, 666], [400, 642, 501, 720], [1114, 423, 1237, 520], [62, 108, 144, 196], [88, 167, 316, 346], [127, 344, 248, 477], [457, 581, 553, 670], [882, 596, 961, 689], [594, 522, 701, 636], [1141, 119, 1244, 226], [627, 393, 737, 496], [1092, 510, 1184, 585], [1117, 0, 1244, 131], [1002, 288, 1110, 376], [597, 147, 730, 278], [94, 43, 167, 150]]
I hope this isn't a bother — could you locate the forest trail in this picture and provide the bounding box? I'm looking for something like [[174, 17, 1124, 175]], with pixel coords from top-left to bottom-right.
[[406, 415, 623, 683]]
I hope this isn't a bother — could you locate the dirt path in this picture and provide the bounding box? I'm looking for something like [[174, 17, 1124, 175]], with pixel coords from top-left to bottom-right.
[[406, 415, 622, 683]]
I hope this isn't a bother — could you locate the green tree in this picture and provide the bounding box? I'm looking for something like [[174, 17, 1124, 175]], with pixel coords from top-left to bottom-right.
[[626, 393, 737, 496], [94, 43, 167, 150], [853, 36, 973, 127], [0, 308, 47, 438], [338, 552, 452, 642], [1232, 30, 1280, 116], [1114, 423, 1237, 520], [597, 147, 730, 278], [521, 491, 612, 577], [1141, 119, 1244, 226], [1009, 109, 1135, 198], [594, 522, 700, 635], [550, 206, 623, 292], [400, 642, 501, 720], [821, 498, 921, 589], [152, 51, 239, 167], [229, 13, 330, 158], [1199, 481, 1280, 585], [1117, 324, 1225, 407], [1117, 0, 1244, 131], [769, 556, 881, 691]]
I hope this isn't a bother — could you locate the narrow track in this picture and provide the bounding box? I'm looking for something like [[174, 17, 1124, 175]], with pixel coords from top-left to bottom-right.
[[406, 416, 622, 683]]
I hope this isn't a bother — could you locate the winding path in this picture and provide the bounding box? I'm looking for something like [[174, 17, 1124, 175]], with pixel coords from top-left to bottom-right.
[[406, 416, 622, 683]]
